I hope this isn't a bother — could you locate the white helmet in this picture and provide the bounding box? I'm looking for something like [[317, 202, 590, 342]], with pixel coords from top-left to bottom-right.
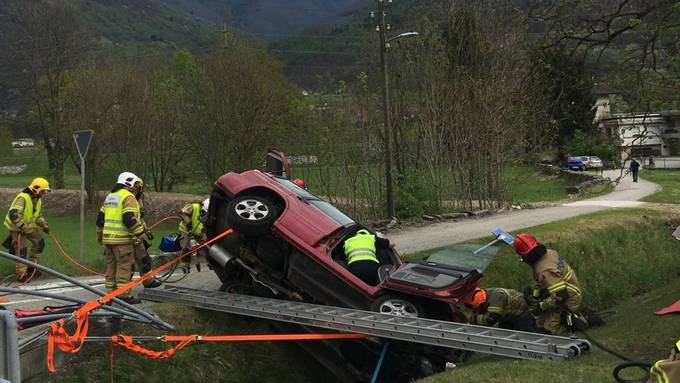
[[117, 172, 143, 188], [201, 198, 210, 213]]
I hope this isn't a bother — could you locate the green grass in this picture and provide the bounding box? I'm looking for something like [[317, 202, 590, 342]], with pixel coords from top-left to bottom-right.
[[41, 304, 338, 383], [503, 165, 572, 203], [420, 278, 680, 383], [0, 214, 181, 281], [640, 170, 680, 203], [0, 148, 80, 189]]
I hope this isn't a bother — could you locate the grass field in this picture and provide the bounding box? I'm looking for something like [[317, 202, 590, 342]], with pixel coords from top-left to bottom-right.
[[34, 208, 680, 382], [640, 169, 680, 204], [0, 214, 181, 281]]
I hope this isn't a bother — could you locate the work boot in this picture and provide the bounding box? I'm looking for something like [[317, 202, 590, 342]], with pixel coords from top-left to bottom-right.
[[119, 296, 142, 305], [143, 276, 163, 289]]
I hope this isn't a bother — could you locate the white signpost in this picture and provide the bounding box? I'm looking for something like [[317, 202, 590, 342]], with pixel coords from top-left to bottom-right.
[[73, 130, 94, 262]]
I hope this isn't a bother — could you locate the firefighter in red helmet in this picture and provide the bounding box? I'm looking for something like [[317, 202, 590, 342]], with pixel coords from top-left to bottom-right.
[[513, 233, 584, 335], [293, 178, 306, 189]]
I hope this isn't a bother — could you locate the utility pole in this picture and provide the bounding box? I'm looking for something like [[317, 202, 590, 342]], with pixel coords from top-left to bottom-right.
[[375, 0, 395, 219]]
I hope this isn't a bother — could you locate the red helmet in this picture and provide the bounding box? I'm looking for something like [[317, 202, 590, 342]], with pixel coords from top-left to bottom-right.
[[463, 288, 487, 309], [513, 233, 539, 256], [293, 178, 306, 189]]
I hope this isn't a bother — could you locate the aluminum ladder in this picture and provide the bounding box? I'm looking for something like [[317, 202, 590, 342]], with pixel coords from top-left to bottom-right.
[[140, 285, 590, 361]]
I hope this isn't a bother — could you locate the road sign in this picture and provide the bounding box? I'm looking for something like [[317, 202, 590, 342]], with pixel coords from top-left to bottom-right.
[[73, 130, 94, 160], [72, 130, 94, 262]]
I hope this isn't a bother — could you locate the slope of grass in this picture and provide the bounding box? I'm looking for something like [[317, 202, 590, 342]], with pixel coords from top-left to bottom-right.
[[640, 170, 680, 204], [420, 278, 680, 383], [41, 304, 339, 383], [406, 208, 680, 311]]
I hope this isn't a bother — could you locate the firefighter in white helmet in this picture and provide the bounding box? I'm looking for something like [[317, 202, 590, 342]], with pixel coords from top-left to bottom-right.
[[178, 198, 209, 271], [96, 172, 146, 304]]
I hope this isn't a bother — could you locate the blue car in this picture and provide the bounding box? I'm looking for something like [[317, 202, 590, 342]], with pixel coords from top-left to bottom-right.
[[567, 156, 587, 171]]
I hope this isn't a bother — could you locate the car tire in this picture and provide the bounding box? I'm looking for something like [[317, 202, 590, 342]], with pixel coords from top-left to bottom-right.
[[226, 195, 278, 236], [371, 295, 425, 318]]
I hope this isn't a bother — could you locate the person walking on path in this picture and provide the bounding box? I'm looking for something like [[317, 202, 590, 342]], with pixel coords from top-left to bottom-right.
[[630, 158, 640, 183]]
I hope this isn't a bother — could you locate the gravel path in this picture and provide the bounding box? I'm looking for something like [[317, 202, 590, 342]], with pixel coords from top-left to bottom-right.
[[390, 170, 660, 254]]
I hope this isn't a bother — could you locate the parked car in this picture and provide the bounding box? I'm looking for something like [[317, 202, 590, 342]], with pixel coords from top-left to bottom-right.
[[567, 156, 587, 171], [583, 156, 603, 169], [205, 149, 497, 382]]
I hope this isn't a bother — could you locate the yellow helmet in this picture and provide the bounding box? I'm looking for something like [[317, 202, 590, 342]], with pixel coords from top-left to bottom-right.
[[29, 177, 51, 194]]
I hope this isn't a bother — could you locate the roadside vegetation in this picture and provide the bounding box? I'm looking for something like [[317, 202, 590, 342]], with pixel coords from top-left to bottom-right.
[[640, 170, 680, 204]]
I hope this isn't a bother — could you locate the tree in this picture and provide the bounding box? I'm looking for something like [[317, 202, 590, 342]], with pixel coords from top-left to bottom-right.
[[5, 0, 86, 188]]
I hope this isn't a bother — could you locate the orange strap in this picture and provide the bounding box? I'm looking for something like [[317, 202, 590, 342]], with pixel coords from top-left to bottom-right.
[[46, 228, 234, 372], [111, 333, 368, 360]]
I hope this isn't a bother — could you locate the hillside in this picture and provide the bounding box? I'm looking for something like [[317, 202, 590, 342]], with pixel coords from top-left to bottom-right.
[[162, 0, 365, 38]]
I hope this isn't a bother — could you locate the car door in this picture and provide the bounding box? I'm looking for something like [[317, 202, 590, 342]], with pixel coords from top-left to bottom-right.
[[265, 148, 291, 180]]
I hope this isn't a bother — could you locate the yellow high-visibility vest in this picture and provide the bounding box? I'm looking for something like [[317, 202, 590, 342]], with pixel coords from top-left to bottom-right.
[[344, 229, 378, 265], [102, 189, 139, 245], [4, 192, 42, 231], [179, 203, 204, 236]]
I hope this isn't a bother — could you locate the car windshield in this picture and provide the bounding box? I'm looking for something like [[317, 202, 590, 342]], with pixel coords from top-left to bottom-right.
[[424, 244, 499, 272], [274, 178, 355, 226]]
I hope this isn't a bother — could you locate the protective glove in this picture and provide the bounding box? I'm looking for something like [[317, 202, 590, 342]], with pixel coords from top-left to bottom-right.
[[41, 226, 50, 234], [145, 230, 154, 241]]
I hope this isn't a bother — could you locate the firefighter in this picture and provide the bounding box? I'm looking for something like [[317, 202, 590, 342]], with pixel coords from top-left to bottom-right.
[[343, 229, 394, 286], [96, 172, 147, 304], [513, 233, 583, 335], [3, 177, 51, 282], [650, 339, 680, 383], [132, 182, 162, 288], [462, 287, 537, 332], [178, 198, 209, 270]]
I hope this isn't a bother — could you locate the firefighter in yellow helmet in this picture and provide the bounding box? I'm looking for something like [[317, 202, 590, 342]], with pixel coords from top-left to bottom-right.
[[95, 172, 147, 304], [177, 198, 209, 270], [3, 177, 51, 282]]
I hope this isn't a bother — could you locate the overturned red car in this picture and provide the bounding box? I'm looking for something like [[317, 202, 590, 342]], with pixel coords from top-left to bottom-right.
[[204, 149, 496, 381]]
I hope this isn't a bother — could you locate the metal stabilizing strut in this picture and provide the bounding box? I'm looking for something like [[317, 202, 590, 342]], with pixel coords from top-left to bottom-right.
[[140, 285, 591, 361]]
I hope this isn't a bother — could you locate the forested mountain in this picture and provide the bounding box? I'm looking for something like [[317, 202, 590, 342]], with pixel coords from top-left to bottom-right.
[[163, 0, 365, 38]]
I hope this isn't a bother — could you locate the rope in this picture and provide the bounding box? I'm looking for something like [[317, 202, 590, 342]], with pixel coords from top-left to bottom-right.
[[48, 232, 105, 276], [46, 227, 235, 372], [148, 215, 181, 230]]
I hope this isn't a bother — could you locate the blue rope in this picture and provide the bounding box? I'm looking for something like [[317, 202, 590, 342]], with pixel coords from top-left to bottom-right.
[[371, 341, 390, 383]]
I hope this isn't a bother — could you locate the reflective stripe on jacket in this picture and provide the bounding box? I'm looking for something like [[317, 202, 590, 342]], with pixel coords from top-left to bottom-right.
[[179, 203, 204, 237], [4, 192, 42, 231], [101, 189, 140, 245], [650, 340, 680, 383], [344, 229, 378, 264]]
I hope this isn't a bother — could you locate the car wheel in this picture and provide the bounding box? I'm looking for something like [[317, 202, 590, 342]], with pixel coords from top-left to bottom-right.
[[226, 195, 279, 236], [371, 295, 424, 318]]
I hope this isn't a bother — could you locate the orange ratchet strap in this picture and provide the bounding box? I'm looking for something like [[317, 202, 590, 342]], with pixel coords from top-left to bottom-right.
[[46, 228, 234, 372], [111, 333, 368, 360]]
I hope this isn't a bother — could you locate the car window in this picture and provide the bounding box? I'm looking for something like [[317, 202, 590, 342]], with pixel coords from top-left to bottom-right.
[[308, 200, 355, 226], [425, 244, 499, 272], [275, 178, 316, 198], [274, 178, 355, 226]]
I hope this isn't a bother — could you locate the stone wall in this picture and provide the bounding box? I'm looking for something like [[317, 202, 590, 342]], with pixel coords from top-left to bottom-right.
[[0, 188, 206, 223]]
